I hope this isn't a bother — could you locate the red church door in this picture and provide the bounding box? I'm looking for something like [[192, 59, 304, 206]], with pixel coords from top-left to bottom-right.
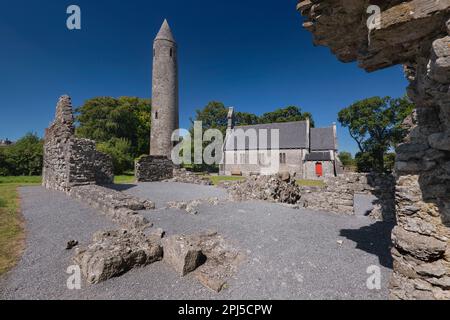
[[315, 162, 323, 177]]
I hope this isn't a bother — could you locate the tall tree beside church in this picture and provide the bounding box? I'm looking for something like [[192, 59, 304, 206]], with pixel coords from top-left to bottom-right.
[[258, 106, 315, 127], [338, 95, 414, 173], [191, 101, 259, 136]]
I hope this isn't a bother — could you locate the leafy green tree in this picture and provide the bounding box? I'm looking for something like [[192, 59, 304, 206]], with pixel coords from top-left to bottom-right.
[[0, 147, 9, 176], [384, 152, 396, 173], [1, 133, 43, 176], [76, 97, 151, 158], [191, 101, 229, 135], [235, 112, 259, 127], [258, 106, 315, 127], [96, 138, 134, 175], [338, 96, 414, 173], [338, 151, 355, 168]]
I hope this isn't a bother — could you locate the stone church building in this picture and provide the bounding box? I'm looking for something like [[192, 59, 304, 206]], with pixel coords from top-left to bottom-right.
[[220, 108, 343, 179]]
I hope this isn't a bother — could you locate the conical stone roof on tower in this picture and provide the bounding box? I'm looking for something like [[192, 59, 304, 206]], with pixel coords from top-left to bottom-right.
[[154, 19, 176, 43]]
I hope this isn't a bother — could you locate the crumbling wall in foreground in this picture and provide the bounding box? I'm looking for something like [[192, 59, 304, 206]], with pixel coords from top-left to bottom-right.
[[43, 95, 114, 192], [298, 0, 450, 299]]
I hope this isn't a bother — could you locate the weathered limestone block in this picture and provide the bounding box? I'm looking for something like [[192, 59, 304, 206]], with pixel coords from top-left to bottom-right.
[[192, 232, 245, 292], [135, 155, 174, 182], [74, 229, 163, 284], [162, 235, 206, 276], [392, 226, 447, 261], [162, 232, 244, 292]]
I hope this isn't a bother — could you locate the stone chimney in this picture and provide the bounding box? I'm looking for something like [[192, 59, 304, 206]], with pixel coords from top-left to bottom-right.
[[227, 107, 235, 132], [305, 117, 310, 151], [332, 122, 338, 151]]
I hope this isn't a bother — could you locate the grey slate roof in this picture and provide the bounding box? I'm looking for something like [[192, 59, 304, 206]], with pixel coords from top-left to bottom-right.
[[305, 151, 332, 161], [225, 121, 308, 151], [310, 127, 336, 151]]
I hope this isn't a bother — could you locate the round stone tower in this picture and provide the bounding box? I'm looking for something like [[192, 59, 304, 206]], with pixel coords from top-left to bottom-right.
[[150, 19, 179, 158]]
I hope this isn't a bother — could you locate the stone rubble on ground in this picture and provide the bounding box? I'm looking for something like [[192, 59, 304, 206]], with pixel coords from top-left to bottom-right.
[[162, 235, 206, 276], [220, 172, 395, 220], [73, 229, 163, 284], [224, 173, 301, 204], [72, 228, 244, 292], [164, 168, 213, 185], [166, 197, 221, 215], [162, 231, 244, 292]]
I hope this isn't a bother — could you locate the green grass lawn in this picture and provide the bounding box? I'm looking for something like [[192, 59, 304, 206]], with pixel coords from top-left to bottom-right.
[[0, 177, 41, 275], [0, 176, 42, 184], [208, 176, 246, 186], [296, 179, 325, 187], [114, 174, 135, 184]]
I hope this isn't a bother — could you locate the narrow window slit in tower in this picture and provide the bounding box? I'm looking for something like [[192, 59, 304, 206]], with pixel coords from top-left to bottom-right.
[[170, 48, 173, 57], [155, 112, 158, 119]]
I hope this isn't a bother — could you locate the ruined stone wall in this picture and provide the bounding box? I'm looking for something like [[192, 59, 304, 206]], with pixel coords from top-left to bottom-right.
[[300, 173, 395, 219], [135, 155, 174, 182], [43, 95, 114, 192], [298, 0, 450, 299]]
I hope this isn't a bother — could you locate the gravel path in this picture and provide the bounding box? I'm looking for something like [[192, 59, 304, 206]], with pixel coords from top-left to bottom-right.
[[0, 183, 393, 300]]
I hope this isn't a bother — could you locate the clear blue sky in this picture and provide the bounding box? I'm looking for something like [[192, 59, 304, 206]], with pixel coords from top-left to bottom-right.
[[0, 0, 408, 155]]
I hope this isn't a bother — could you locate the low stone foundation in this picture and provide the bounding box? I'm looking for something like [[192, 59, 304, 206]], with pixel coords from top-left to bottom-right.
[[135, 155, 174, 182], [220, 172, 395, 219], [166, 168, 213, 185], [301, 173, 395, 220], [69, 185, 155, 229]]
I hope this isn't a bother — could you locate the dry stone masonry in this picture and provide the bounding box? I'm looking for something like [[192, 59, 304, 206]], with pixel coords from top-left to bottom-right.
[[135, 155, 174, 182], [298, 0, 450, 299], [43, 96, 155, 229], [221, 172, 393, 219], [301, 173, 395, 219], [225, 174, 302, 204], [43, 95, 114, 192], [165, 168, 213, 185]]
